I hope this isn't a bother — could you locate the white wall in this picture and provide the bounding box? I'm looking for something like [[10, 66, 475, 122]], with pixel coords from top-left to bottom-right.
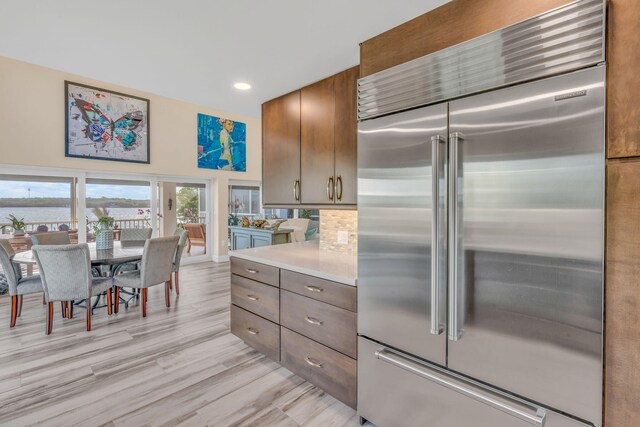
[[0, 56, 261, 258]]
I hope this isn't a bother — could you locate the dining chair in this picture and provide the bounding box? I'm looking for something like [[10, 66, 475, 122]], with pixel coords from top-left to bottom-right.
[[113, 236, 179, 318], [0, 240, 43, 328], [120, 228, 152, 242], [32, 244, 113, 335], [31, 231, 71, 246], [169, 230, 189, 295], [183, 223, 206, 254]]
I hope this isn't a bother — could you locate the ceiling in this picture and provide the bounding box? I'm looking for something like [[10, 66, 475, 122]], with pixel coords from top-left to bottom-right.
[[0, 0, 449, 118]]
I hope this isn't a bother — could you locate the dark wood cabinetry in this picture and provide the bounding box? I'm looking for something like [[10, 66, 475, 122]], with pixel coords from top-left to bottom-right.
[[262, 66, 358, 208], [262, 91, 301, 205]]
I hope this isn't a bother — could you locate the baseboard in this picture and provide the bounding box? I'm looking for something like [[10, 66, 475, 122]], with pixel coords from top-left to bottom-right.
[[213, 255, 230, 263]]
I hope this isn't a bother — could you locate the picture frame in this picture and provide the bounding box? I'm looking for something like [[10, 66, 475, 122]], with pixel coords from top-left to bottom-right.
[[65, 81, 150, 164]]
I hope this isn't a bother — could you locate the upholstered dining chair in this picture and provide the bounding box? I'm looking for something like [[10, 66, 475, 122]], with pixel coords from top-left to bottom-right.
[[113, 236, 179, 318], [32, 244, 113, 335], [169, 230, 189, 295], [183, 223, 206, 254], [120, 228, 152, 242], [0, 240, 42, 328], [30, 231, 71, 246]]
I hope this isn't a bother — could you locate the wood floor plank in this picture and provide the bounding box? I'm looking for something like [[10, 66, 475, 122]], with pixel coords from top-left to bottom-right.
[[0, 261, 361, 426]]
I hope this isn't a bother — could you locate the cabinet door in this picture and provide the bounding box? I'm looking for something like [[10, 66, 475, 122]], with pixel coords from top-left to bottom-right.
[[262, 91, 301, 205], [251, 234, 271, 248], [232, 230, 251, 250], [301, 77, 335, 204], [334, 66, 358, 205]]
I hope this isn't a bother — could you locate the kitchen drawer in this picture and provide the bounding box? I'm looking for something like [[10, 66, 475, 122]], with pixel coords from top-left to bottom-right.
[[231, 274, 279, 323], [230, 305, 280, 361], [280, 269, 356, 312], [358, 337, 591, 427], [230, 257, 279, 287], [281, 327, 356, 409], [280, 290, 356, 358]]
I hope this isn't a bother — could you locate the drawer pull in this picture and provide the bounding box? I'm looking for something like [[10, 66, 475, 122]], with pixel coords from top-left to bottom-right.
[[246, 294, 259, 301], [305, 316, 323, 326], [304, 285, 324, 293], [305, 357, 323, 368], [246, 327, 259, 335], [246, 268, 259, 274]]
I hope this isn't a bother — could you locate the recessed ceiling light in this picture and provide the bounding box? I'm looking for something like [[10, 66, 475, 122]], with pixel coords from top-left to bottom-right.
[[234, 82, 251, 91]]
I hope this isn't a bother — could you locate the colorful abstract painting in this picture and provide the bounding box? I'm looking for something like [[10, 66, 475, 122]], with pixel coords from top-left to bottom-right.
[[197, 113, 246, 172], [65, 81, 150, 164]]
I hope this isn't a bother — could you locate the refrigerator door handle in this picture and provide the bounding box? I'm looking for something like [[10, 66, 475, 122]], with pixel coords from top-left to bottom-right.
[[448, 132, 464, 341], [375, 347, 548, 427], [431, 134, 445, 335]]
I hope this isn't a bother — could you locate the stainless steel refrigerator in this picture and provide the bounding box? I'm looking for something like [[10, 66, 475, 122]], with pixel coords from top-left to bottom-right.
[[356, 2, 605, 426]]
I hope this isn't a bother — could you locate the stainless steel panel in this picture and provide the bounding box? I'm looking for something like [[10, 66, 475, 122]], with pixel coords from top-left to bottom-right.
[[358, 337, 593, 427], [447, 66, 604, 425], [358, 103, 447, 365], [358, 0, 605, 120]]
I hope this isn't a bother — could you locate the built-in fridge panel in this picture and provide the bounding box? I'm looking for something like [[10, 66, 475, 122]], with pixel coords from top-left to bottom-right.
[[447, 66, 605, 425], [358, 103, 448, 366]]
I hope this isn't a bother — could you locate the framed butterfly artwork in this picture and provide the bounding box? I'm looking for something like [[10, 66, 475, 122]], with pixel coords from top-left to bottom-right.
[[65, 81, 150, 164]]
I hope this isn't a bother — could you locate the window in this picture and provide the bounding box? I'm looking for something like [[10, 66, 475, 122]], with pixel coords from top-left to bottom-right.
[[85, 178, 151, 235], [229, 185, 261, 219], [176, 183, 206, 225]]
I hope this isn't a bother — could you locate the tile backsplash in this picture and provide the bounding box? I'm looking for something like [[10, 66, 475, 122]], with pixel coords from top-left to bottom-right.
[[319, 210, 357, 256]]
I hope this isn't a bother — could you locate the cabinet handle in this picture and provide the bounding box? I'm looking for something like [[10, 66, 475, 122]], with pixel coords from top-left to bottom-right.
[[246, 327, 259, 335], [293, 180, 300, 201], [305, 285, 324, 293], [327, 177, 335, 201], [336, 175, 343, 201], [305, 357, 323, 368], [305, 316, 323, 326], [246, 268, 259, 274], [246, 294, 259, 301]]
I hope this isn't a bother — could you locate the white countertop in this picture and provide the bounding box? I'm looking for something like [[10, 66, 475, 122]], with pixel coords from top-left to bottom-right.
[[229, 240, 357, 286]]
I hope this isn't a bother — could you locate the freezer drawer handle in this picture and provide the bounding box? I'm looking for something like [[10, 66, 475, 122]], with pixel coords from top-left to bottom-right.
[[304, 316, 323, 326], [430, 134, 445, 335], [375, 348, 547, 427]]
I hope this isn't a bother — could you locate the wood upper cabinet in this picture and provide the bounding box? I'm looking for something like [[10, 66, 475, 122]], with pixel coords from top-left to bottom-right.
[[262, 91, 301, 205], [301, 76, 336, 204], [262, 67, 358, 207], [334, 66, 359, 205]]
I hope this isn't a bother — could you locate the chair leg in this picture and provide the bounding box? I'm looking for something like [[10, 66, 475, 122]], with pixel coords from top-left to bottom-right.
[[165, 282, 171, 308], [169, 274, 173, 291], [46, 302, 53, 335], [17, 295, 23, 318], [42, 294, 46, 305], [175, 271, 180, 295], [86, 305, 91, 332], [114, 287, 120, 313], [10, 295, 18, 328], [141, 289, 148, 317], [61, 302, 67, 319], [69, 301, 74, 319], [107, 289, 113, 316]]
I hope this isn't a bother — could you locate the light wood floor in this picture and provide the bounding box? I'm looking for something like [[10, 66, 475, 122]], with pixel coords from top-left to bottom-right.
[[0, 262, 361, 427]]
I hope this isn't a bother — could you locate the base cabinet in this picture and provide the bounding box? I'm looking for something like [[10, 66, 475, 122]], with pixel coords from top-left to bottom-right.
[[229, 257, 357, 409]]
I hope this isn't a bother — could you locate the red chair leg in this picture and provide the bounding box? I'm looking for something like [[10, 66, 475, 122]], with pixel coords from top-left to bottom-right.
[[69, 301, 74, 319], [10, 295, 18, 328], [169, 275, 173, 291], [46, 302, 53, 335], [61, 301, 67, 319], [107, 289, 113, 315], [141, 289, 148, 317], [175, 272, 180, 295], [165, 282, 171, 308], [86, 305, 91, 332], [114, 287, 120, 313]]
